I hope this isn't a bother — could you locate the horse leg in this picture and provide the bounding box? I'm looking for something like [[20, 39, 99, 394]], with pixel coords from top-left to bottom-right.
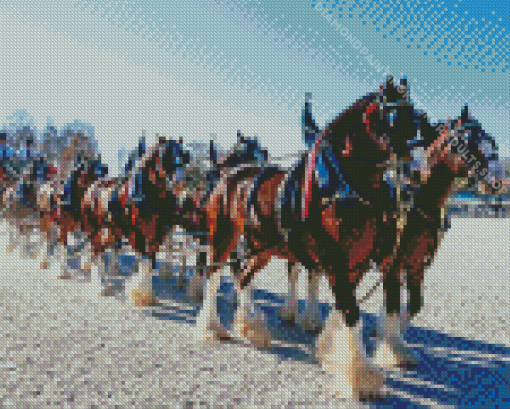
[[40, 219, 58, 270], [26, 219, 40, 259], [373, 255, 417, 370], [56, 226, 76, 280], [128, 252, 157, 307], [177, 243, 187, 289], [301, 269, 323, 334], [187, 251, 207, 303], [193, 263, 230, 343], [11, 217, 25, 253], [79, 234, 93, 279], [315, 274, 384, 400], [278, 261, 300, 325], [406, 276, 423, 329], [231, 251, 273, 349], [102, 243, 126, 298], [62, 228, 87, 279], [70, 228, 90, 278]]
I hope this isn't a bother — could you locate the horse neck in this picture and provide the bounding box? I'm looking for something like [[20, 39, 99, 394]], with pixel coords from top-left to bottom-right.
[[74, 169, 96, 199], [179, 192, 203, 232], [336, 151, 393, 208], [139, 162, 172, 202], [414, 162, 457, 214], [216, 152, 240, 172]]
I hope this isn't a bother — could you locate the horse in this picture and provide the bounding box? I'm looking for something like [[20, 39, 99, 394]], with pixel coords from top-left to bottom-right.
[[36, 154, 108, 275], [193, 76, 425, 400], [81, 136, 190, 306], [0, 137, 18, 217], [281, 105, 502, 372], [372, 105, 502, 368], [181, 131, 270, 303], [4, 131, 96, 259], [279, 90, 421, 333], [3, 155, 57, 257], [46, 137, 146, 278]]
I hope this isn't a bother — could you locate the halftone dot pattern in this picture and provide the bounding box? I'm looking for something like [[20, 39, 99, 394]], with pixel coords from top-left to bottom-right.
[[0, 0, 509, 407]]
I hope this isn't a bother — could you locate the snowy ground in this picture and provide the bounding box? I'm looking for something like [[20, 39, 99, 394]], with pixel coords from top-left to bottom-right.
[[0, 218, 509, 407]]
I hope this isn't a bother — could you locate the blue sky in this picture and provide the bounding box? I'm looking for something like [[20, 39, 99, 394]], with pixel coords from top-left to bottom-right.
[[0, 0, 508, 174]]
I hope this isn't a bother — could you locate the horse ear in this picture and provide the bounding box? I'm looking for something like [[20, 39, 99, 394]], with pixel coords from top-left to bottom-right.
[[400, 78, 409, 102], [461, 105, 469, 123], [386, 75, 394, 91]]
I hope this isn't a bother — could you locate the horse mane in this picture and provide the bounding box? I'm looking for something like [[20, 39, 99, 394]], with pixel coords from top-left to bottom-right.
[[322, 93, 378, 157], [130, 138, 165, 175], [215, 133, 268, 171]]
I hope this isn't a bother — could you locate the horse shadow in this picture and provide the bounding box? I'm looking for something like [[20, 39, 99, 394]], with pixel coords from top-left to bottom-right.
[[109, 259, 510, 407]]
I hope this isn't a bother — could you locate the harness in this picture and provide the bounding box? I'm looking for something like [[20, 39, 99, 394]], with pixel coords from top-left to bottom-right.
[[409, 204, 450, 232]]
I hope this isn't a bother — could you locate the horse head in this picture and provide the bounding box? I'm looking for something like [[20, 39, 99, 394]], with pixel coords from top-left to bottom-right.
[[324, 77, 418, 166], [124, 136, 147, 174], [418, 105, 501, 195], [153, 137, 190, 190], [80, 156, 108, 187], [453, 106, 502, 195], [224, 131, 269, 168]]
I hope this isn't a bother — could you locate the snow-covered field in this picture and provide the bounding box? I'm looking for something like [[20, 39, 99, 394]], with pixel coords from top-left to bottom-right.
[[1, 218, 509, 407]]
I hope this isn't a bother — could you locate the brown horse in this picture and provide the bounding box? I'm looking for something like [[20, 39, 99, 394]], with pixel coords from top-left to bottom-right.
[[373, 106, 502, 368], [194, 77, 420, 400], [183, 132, 270, 302], [81, 136, 190, 306], [0, 161, 17, 209], [36, 155, 108, 275], [282, 106, 502, 372], [3, 157, 57, 257]]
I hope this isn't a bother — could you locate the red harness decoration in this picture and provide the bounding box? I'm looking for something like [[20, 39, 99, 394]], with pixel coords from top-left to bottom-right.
[[302, 135, 322, 221]]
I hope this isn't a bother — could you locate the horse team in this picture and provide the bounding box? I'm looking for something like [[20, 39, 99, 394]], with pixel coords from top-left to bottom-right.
[[0, 76, 502, 401]]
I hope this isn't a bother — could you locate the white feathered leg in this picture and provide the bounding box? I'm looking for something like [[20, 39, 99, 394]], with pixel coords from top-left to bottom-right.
[[127, 255, 156, 307], [187, 250, 207, 303], [278, 262, 300, 324], [300, 269, 323, 333], [373, 303, 417, 370], [315, 310, 384, 400], [194, 268, 230, 342], [232, 280, 272, 349]]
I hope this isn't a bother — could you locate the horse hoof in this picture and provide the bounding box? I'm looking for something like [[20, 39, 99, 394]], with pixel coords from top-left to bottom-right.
[[355, 364, 385, 401], [188, 290, 204, 305], [130, 288, 157, 307], [302, 322, 323, 335], [359, 390, 386, 402], [397, 361, 418, 371], [57, 271, 73, 280], [101, 287, 117, 297], [198, 321, 230, 344], [278, 305, 298, 326], [300, 315, 323, 335], [321, 364, 385, 401], [373, 337, 418, 370], [176, 279, 187, 290], [235, 313, 272, 349]]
